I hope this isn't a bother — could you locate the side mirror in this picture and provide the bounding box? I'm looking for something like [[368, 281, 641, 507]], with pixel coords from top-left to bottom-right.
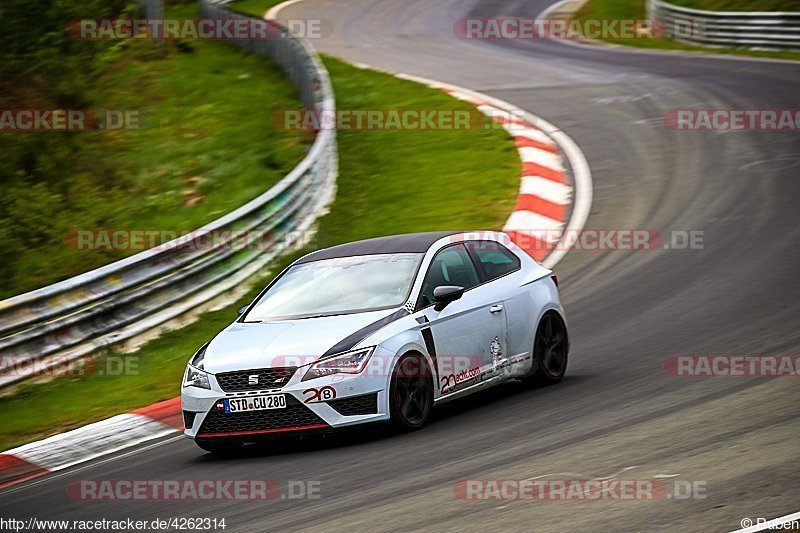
[[237, 305, 248, 316], [433, 285, 464, 311]]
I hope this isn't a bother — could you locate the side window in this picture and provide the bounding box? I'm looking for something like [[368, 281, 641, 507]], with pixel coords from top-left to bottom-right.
[[417, 244, 480, 308], [466, 240, 521, 281]]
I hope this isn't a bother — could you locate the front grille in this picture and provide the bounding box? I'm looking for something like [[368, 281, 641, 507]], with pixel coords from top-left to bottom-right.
[[183, 411, 197, 429], [326, 392, 379, 416], [197, 395, 327, 435], [215, 367, 297, 392]]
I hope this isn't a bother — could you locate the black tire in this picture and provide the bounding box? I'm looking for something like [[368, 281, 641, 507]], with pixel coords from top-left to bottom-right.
[[194, 439, 244, 454], [389, 353, 434, 431], [522, 312, 569, 386]]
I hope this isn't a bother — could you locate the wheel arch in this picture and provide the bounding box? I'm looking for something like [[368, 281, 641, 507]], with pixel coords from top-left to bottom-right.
[[535, 308, 569, 352]]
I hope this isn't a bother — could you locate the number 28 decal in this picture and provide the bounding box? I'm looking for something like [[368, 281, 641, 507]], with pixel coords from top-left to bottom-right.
[[440, 375, 457, 395], [303, 385, 336, 403]]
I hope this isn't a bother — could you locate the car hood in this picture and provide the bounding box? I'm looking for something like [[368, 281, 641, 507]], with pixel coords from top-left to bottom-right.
[[202, 308, 400, 374]]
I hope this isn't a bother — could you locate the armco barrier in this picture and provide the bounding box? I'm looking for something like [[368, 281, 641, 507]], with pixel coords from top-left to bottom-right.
[[0, 0, 337, 388], [649, 0, 800, 50]]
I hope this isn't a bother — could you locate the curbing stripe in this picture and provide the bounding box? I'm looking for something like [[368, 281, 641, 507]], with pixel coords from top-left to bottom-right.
[[504, 231, 552, 262], [504, 125, 555, 145], [0, 454, 49, 489], [505, 211, 564, 238], [520, 176, 572, 205], [9, 413, 177, 472], [133, 397, 184, 430], [518, 146, 564, 170], [444, 90, 486, 106], [515, 195, 567, 222], [522, 162, 566, 184], [0, 402, 182, 488], [395, 73, 575, 265], [515, 136, 559, 153]]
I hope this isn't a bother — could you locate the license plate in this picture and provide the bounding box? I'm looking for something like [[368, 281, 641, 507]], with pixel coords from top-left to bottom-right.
[[223, 394, 286, 413]]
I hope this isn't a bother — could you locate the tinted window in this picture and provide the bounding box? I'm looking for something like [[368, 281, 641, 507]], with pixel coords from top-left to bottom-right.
[[418, 245, 480, 308], [245, 253, 423, 320], [466, 241, 521, 281]]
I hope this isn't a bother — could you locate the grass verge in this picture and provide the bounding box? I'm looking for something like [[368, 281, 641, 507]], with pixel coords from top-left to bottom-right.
[[574, 0, 800, 61], [0, 52, 520, 450]]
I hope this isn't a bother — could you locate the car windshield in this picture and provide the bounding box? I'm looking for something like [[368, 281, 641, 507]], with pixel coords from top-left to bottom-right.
[[244, 253, 423, 320]]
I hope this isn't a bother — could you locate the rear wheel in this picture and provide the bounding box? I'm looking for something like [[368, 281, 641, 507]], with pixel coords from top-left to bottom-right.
[[522, 312, 568, 386], [389, 353, 434, 431]]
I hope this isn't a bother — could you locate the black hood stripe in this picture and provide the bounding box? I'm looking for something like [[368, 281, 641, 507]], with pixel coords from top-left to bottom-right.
[[322, 308, 410, 357]]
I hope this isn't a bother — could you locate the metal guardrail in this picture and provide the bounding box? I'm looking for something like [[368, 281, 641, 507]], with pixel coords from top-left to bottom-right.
[[649, 0, 800, 50], [0, 0, 337, 388]]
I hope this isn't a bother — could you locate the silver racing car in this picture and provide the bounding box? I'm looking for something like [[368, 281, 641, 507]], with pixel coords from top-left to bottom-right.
[[181, 231, 568, 452]]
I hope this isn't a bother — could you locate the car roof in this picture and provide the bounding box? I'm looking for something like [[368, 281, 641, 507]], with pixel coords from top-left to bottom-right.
[[295, 231, 464, 264]]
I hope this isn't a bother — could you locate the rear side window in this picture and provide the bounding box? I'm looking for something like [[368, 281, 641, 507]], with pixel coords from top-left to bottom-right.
[[466, 240, 521, 281]]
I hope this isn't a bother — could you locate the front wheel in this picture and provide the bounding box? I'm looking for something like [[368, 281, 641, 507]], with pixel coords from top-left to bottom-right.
[[389, 353, 434, 431], [522, 312, 568, 386]]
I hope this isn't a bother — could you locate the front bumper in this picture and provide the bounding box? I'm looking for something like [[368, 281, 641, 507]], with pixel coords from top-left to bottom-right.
[[182, 364, 391, 440]]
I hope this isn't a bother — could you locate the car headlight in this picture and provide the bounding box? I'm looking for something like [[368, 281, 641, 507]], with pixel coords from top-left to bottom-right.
[[302, 346, 376, 381], [183, 364, 211, 389], [183, 344, 211, 389]]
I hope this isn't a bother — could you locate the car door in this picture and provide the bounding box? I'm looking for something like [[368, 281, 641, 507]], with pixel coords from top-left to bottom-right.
[[416, 244, 508, 396], [465, 240, 531, 374]]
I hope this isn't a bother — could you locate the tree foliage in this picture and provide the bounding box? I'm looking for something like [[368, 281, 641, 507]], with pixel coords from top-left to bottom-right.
[[0, 0, 137, 289]]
